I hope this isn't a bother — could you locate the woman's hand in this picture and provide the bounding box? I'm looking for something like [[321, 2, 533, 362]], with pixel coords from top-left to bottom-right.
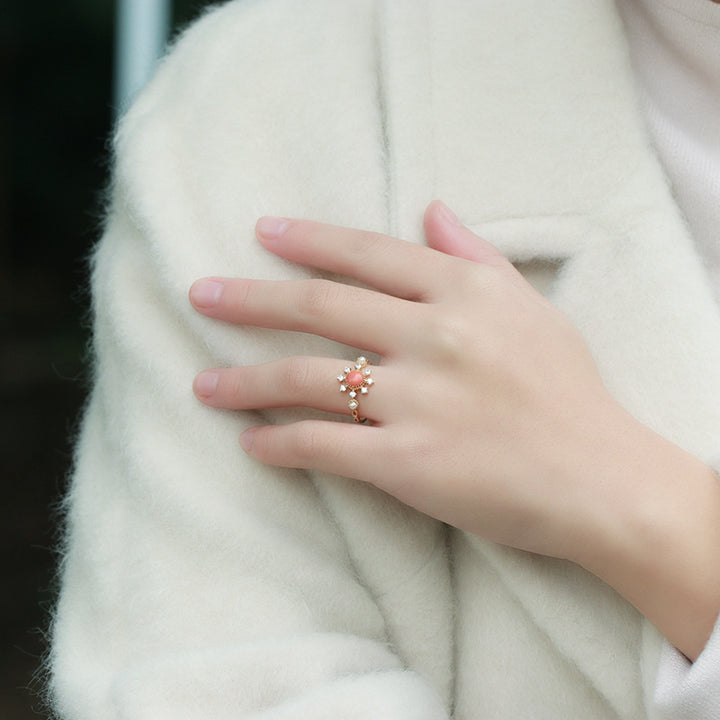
[[188, 201, 645, 562], [190, 201, 720, 659]]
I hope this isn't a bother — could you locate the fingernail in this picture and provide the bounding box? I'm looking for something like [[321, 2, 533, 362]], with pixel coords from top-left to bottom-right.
[[194, 371, 219, 398], [437, 201, 462, 227], [239, 428, 257, 453], [190, 279, 224, 308], [256, 216, 289, 239]]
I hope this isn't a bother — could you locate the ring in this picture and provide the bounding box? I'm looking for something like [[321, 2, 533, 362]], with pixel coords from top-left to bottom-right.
[[337, 356, 374, 423]]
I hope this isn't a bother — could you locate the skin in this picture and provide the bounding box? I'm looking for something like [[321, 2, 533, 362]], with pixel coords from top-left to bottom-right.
[[190, 200, 720, 662]]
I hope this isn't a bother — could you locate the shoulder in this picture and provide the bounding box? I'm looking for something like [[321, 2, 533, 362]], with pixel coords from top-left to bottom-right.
[[115, 0, 382, 176], [102, 0, 391, 302]]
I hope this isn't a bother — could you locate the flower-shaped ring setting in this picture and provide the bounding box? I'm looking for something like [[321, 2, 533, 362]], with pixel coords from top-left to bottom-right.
[[337, 356, 374, 423]]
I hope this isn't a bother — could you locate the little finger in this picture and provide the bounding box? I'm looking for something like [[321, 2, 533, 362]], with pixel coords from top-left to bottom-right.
[[240, 420, 390, 481]]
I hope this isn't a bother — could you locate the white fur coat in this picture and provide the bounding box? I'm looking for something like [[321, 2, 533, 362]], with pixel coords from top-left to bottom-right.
[[50, 1, 720, 718]]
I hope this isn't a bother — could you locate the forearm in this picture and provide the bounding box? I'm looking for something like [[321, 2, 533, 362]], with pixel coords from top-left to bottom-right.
[[573, 413, 720, 661]]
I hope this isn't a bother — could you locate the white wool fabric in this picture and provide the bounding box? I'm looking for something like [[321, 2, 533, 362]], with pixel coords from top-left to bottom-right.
[[618, 0, 720, 299], [50, 1, 720, 718]]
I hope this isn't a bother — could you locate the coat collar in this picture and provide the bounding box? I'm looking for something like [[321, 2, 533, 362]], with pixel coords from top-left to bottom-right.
[[380, 0, 720, 460], [380, 0, 675, 258]]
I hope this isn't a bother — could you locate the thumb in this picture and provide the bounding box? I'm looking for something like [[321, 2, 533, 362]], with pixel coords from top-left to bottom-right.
[[424, 200, 507, 267]]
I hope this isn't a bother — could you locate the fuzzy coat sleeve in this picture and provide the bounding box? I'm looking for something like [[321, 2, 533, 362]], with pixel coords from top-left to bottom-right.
[[49, 2, 453, 718], [654, 622, 720, 719]]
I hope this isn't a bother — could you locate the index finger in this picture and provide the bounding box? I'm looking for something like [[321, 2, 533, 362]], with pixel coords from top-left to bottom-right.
[[255, 214, 454, 302]]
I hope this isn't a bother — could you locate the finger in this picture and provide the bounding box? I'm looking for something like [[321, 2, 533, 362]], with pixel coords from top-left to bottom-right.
[[240, 420, 390, 482], [189, 277, 419, 356], [423, 200, 510, 269], [255, 216, 454, 301], [194, 356, 387, 420]]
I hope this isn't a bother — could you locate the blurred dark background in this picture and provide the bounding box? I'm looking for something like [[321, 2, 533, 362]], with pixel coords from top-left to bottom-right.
[[2, 1, 215, 716]]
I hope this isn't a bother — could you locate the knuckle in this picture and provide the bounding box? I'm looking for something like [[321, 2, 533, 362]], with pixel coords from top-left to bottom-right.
[[226, 372, 246, 404], [454, 264, 496, 299], [423, 312, 474, 366], [296, 280, 341, 321], [282, 357, 312, 398], [362, 231, 390, 256], [384, 431, 418, 466], [346, 230, 383, 262], [291, 422, 322, 461], [379, 430, 435, 494], [398, 429, 437, 465], [229, 279, 254, 311]]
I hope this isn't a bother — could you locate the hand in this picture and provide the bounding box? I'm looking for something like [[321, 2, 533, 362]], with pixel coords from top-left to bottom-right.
[[189, 201, 640, 562], [191, 201, 720, 659]]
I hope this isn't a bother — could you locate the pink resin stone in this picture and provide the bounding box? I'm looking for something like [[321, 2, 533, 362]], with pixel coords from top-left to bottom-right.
[[346, 370, 364, 387]]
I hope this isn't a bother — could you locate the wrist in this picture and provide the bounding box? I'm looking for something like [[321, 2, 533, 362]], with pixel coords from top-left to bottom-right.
[[573, 415, 720, 660]]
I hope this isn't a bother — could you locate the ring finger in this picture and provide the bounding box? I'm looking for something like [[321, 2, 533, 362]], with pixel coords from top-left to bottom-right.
[[193, 356, 392, 421]]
